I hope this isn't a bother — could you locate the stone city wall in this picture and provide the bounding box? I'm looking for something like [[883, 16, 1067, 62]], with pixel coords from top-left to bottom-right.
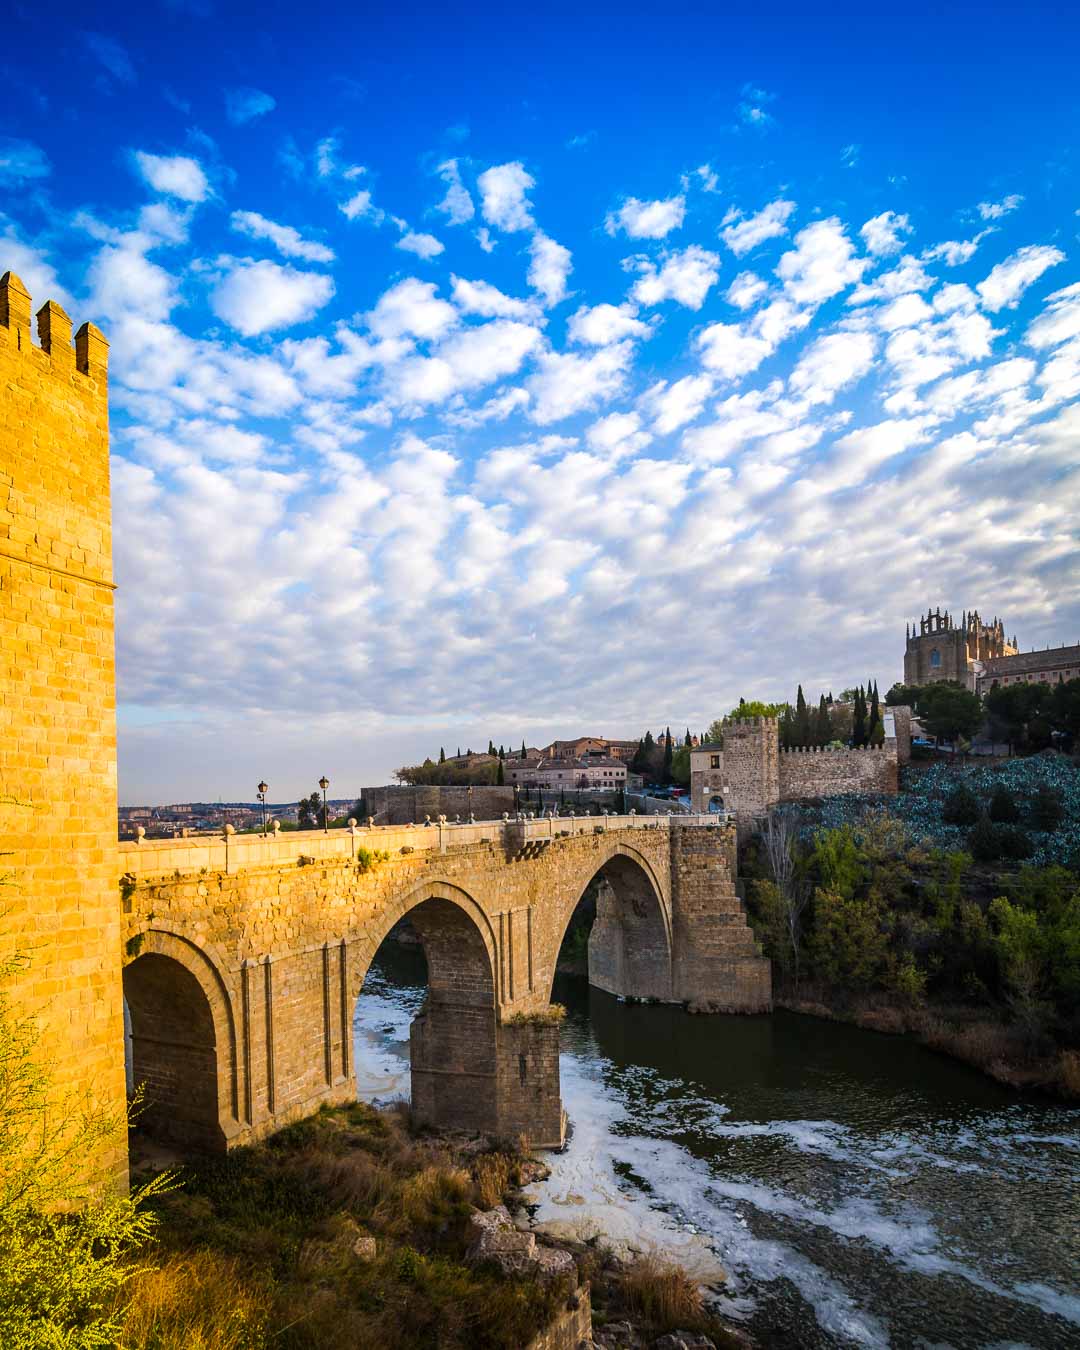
[[363, 784, 516, 823], [779, 745, 898, 799]]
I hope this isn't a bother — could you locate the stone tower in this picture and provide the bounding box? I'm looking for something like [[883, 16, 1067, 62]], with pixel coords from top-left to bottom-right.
[[903, 607, 1017, 690], [0, 271, 127, 1181]]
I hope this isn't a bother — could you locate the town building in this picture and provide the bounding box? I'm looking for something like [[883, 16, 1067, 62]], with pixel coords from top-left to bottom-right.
[[539, 736, 641, 763], [904, 606, 1080, 694], [505, 753, 628, 789]]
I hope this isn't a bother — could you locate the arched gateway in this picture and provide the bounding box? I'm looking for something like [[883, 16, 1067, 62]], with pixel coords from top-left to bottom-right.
[[119, 814, 769, 1152]]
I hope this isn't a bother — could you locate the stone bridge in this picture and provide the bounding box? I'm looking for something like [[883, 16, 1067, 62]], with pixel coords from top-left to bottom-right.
[[118, 814, 770, 1153]]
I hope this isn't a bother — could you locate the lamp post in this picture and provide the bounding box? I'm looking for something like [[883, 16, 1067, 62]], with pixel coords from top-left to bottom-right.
[[257, 780, 268, 835], [319, 775, 329, 833], [467, 782, 473, 822]]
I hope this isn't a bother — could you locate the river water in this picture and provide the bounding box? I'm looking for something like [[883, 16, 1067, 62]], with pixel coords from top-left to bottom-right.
[[355, 947, 1080, 1349]]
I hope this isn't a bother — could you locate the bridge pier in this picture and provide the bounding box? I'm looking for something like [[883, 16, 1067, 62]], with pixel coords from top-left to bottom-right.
[[410, 1004, 564, 1148]]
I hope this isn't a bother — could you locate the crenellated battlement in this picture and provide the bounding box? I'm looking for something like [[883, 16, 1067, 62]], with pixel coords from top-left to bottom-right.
[[779, 743, 891, 755], [0, 270, 108, 389]]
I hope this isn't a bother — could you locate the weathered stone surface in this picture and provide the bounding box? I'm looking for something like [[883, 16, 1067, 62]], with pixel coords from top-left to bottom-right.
[[351, 1230, 376, 1261], [117, 815, 769, 1152], [0, 271, 127, 1186], [467, 1206, 575, 1284]]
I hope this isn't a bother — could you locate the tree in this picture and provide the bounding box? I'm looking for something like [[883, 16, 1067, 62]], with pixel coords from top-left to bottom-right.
[[662, 728, 673, 784], [487, 740, 494, 755], [886, 681, 922, 707], [684, 728, 692, 746], [1032, 784, 1064, 832], [942, 784, 981, 825], [814, 694, 831, 747], [438, 747, 446, 764], [852, 686, 867, 747], [496, 757, 505, 786], [868, 681, 881, 744], [985, 682, 1051, 755], [670, 745, 690, 787], [520, 741, 527, 761], [762, 808, 811, 992], [918, 684, 983, 747], [794, 685, 810, 747], [989, 783, 1020, 824], [297, 791, 321, 830], [630, 737, 648, 774]]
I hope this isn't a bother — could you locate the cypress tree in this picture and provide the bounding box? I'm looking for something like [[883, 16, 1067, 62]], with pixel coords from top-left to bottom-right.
[[869, 681, 881, 742], [853, 687, 867, 747], [496, 758, 504, 785], [779, 704, 795, 749], [795, 685, 811, 747], [520, 740, 527, 761], [815, 693, 831, 745], [439, 747, 446, 763], [662, 727, 674, 784], [685, 727, 692, 746]]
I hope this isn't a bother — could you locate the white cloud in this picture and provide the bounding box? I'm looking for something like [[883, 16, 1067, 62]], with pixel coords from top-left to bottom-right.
[[230, 210, 334, 263], [977, 194, 1023, 221], [434, 159, 474, 225], [788, 331, 876, 406], [860, 211, 912, 257], [477, 162, 535, 232], [721, 199, 796, 256], [976, 244, 1065, 312], [527, 342, 634, 423], [605, 195, 685, 239], [922, 237, 981, 266], [475, 227, 496, 253], [736, 83, 776, 129], [340, 190, 377, 222], [388, 320, 542, 406], [396, 230, 444, 259], [586, 411, 653, 460], [366, 277, 457, 341], [1025, 282, 1080, 349], [0, 137, 50, 185], [848, 254, 934, 306], [567, 303, 649, 346], [776, 218, 868, 304], [639, 373, 714, 434], [528, 233, 572, 306], [133, 151, 210, 202], [725, 271, 769, 310], [695, 322, 773, 380], [225, 87, 276, 125], [210, 259, 335, 336], [629, 245, 721, 310], [451, 276, 537, 320]]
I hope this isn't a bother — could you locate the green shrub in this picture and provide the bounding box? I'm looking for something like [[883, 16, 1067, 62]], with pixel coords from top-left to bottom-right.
[[1032, 784, 1065, 832], [942, 785, 980, 826], [969, 815, 1002, 862], [997, 825, 1034, 862], [989, 783, 1020, 823]]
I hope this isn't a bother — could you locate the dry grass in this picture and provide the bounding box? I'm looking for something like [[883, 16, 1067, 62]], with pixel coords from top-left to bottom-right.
[[116, 1102, 564, 1350], [118, 1250, 273, 1349], [621, 1254, 705, 1328]]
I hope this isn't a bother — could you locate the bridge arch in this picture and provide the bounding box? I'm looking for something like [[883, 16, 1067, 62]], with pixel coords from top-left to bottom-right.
[[122, 929, 239, 1152], [551, 842, 674, 1003], [350, 879, 500, 1135]]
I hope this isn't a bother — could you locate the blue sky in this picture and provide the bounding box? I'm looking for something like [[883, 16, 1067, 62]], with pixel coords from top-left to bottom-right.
[[4, 1, 1079, 802]]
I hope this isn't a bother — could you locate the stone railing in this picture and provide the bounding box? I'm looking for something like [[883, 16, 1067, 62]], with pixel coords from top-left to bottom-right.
[[116, 811, 730, 878]]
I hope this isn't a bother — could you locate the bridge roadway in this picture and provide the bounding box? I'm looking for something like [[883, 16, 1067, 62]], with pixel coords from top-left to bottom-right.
[[118, 813, 771, 1152]]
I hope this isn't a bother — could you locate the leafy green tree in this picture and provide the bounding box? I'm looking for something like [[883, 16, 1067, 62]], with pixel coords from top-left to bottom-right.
[[917, 683, 983, 746], [943, 785, 981, 825], [985, 682, 1051, 755], [1051, 677, 1080, 749], [1032, 785, 1064, 832], [297, 791, 321, 830], [989, 783, 1020, 824], [670, 745, 691, 787], [886, 681, 922, 707]]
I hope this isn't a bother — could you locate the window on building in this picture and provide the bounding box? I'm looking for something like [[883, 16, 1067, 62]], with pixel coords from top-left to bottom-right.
[[930, 649, 941, 668], [710, 755, 720, 769]]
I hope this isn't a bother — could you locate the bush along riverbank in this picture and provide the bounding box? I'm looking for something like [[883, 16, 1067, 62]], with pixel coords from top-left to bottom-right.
[[743, 801, 1080, 1099], [120, 1102, 746, 1350]]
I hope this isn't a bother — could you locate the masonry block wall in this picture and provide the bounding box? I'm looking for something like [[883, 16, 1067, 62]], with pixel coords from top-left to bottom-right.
[[721, 718, 780, 834], [0, 271, 127, 1183], [364, 784, 517, 824], [119, 818, 768, 1151], [778, 746, 899, 799]]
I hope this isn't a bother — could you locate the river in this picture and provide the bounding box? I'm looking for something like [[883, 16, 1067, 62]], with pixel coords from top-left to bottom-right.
[[355, 946, 1080, 1349]]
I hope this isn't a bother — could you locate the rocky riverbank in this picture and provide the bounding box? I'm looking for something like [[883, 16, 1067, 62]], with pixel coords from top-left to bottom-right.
[[121, 1102, 748, 1349]]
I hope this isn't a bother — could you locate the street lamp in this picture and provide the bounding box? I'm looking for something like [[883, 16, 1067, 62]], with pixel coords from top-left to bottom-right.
[[257, 780, 268, 835], [319, 776, 329, 832]]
